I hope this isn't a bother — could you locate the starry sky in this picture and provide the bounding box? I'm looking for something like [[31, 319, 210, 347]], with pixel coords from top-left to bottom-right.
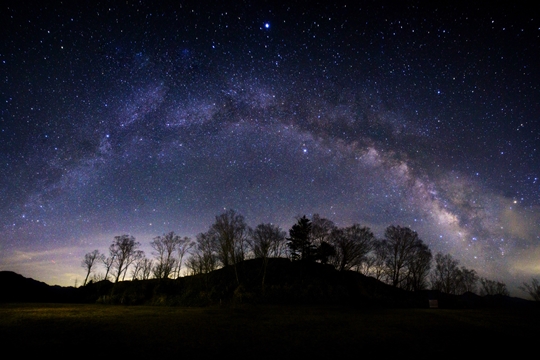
[[1, 1, 539, 294]]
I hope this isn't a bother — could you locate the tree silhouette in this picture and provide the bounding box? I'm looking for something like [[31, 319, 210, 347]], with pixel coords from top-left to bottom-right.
[[479, 277, 509, 296], [187, 231, 219, 276], [81, 249, 103, 286], [381, 225, 428, 288], [315, 241, 335, 264], [403, 242, 432, 291], [249, 223, 286, 288], [287, 215, 315, 261], [520, 278, 540, 301], [330, 224, 376, 272], [310, 214, 336, 249], [431, 253, 460, 294], [360, 239, 386, 279], [431, 253, 477, 294], [76, 210, 508, 307], [109, 235, 141, 283], [130, 253, 143, 280], [458, 268, 478, 294], [101, 254, 115, 281], [249, 223, 286, 259], [151, 232, 181, 279], [124, 250, 144, 281], [209, 209, 249, 284], [174, 236, 194, 278], [140, 257, 153, 280]]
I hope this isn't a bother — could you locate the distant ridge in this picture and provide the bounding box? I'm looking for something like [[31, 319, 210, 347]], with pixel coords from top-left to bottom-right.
[[0, 271, 78, 303]]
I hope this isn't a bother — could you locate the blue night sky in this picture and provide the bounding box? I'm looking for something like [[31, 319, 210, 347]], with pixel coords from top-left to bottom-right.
[[1, 1, 539, 295]]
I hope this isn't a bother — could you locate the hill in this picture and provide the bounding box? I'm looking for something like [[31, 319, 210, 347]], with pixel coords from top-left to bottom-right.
[[0, 271, 79, 303], [1, 259, 536, 308]]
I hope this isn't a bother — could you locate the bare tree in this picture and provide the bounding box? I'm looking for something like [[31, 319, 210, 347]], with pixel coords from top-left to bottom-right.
[[403, 242, 432, 291], [130, 253, 143, 280], [173, 236, 194, 278], [249, 223, 286, 259], [273, 233, 288, 258], [381, 225, 429, 288], [109, 234, 141, 283], [431, 252, 461, 294], [151, 232, 181, 279], [457, 267, 478, 294], [330, 224, 376, 272], [81, 250, 103, 286], [520, 278, 540, 301], [123, 250, 144, 281], [130, 251, 148, 280], [209, 209, 249, 284], [249, 223, 286, 288], [431, 253, 477, 295], [91, 272, 105, 282], [187, 231, 219, 276], [186, 254, 203, 276], [479, 277, 509, 296], [140, 257, 153, 280], [310, 214, 338, 264], [310, 214, 336, 248], [101, 254, 116, 281], [360, 239, 386, 279]]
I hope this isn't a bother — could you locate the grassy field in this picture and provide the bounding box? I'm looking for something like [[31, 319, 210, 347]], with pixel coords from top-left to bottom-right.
[[0, 303, 537, 358]]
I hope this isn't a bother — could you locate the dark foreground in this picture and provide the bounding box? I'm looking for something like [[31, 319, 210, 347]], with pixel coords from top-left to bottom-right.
[[0, 303, 537, 358]]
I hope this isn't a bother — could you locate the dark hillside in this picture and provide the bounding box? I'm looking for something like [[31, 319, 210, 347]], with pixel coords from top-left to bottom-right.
[[74, 259, 538, 308], [2, 261, 536, 308], [0, 271, 78, 303], [79, 258, 424, 307]]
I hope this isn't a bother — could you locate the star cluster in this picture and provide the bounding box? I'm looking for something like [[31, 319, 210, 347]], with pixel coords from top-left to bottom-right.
[[1, 1, 539, 292]]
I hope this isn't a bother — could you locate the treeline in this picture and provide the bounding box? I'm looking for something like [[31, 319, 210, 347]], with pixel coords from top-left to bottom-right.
[[82, 209, 513, 297]]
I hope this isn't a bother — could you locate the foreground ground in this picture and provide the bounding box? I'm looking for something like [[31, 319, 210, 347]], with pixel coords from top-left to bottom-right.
[[0, 303, 537, 358]]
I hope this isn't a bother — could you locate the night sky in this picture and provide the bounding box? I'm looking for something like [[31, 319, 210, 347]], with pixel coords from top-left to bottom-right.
[[1, 1, 539, 294]]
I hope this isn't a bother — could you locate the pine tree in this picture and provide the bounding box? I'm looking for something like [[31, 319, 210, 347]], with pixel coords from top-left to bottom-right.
[[287, 215, 315, 261]]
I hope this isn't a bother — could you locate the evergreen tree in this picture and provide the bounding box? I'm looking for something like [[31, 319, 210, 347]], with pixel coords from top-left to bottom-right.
[[287, 215, 315, 261]]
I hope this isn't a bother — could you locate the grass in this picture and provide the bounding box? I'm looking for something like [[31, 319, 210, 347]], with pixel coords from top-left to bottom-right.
[[0, 303, 537, 358]]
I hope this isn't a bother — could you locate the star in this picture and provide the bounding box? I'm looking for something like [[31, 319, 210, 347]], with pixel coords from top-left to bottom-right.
[[0, 2, 538, 296]]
